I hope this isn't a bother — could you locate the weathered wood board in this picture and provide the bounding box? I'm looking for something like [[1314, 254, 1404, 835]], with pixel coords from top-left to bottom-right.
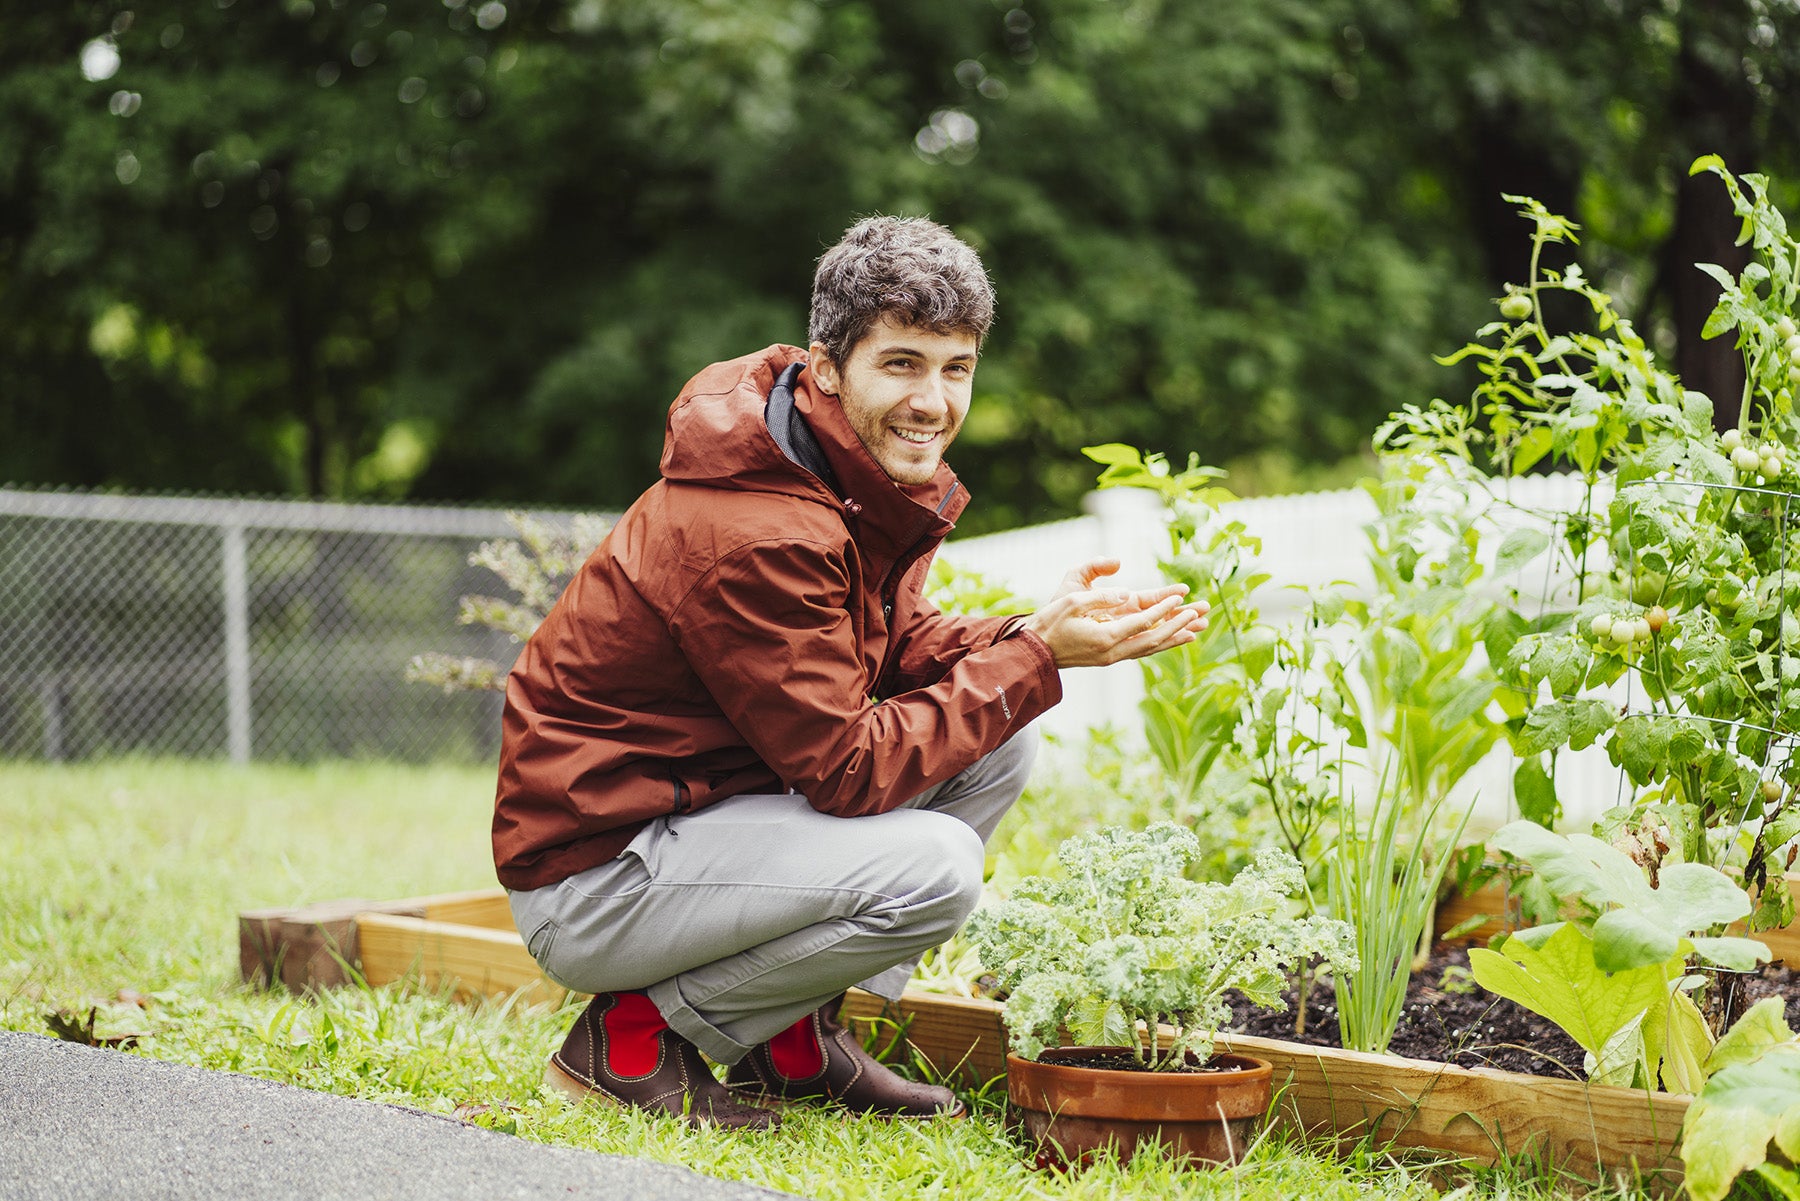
[[356, 913, 565, 1006], [238, 888, 512, 993], [840, 989, 1011, 1086], [1218, 1030, 1688, 1189]]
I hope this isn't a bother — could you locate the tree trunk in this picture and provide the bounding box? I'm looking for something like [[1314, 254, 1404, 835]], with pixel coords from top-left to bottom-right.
[[1468, 112, 1580, 292], [1664, 2, 1757, 432]]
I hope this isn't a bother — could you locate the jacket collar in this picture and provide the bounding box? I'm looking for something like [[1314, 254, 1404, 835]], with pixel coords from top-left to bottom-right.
[[785, 359, 968, 561]]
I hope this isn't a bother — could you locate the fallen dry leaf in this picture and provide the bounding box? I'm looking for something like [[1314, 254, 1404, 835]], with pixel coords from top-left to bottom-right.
[[45, 1006, 145, 1049], [452, 1101, 522, 1134]]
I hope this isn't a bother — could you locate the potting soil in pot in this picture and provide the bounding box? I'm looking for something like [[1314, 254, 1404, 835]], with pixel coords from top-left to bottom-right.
[[1040, 1049, 1245, 1074]]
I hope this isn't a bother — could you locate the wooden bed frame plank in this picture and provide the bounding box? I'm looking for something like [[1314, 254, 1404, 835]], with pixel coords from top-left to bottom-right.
[[839, 988, 1686, 1186], [355, 912, 564, 1006]]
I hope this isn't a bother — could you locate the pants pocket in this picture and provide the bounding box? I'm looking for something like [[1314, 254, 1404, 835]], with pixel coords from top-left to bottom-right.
[[562, 847, 652, 900], [524, 915, 559, 963]]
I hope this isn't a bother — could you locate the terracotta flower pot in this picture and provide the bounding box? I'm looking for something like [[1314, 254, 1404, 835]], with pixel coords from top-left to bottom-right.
[[1006, 1047, 1273, 1167]]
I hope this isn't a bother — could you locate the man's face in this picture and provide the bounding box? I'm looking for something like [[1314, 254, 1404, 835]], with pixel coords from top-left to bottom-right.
[[809, 315, 976, 487]]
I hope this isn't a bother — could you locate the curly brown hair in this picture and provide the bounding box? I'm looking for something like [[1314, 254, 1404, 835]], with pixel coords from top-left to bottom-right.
[[808, 215, 995, 368]]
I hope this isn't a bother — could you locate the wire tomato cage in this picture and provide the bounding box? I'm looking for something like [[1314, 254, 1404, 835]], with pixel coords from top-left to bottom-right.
[[1494, 472, 1799, 1018]]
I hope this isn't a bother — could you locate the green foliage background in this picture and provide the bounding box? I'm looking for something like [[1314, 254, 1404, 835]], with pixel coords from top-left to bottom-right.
[[6, 0, 1800, 532]]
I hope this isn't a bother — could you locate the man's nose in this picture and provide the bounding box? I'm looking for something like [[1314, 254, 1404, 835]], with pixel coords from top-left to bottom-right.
[[910, 373, 949, 417]]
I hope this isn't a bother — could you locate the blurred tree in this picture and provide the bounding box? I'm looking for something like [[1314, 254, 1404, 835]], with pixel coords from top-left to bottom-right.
[[923, 0, 1488, 526], [3, 0, 1799, 529], [1, 0, 542, 496], [1348, 0, 1800, 433]]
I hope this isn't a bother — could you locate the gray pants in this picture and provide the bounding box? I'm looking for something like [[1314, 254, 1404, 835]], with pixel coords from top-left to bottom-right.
[[508, 729, 1035, 1065]]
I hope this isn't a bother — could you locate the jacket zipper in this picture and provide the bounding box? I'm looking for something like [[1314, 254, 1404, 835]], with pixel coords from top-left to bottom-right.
[[665, 776, 691, 836], [870, 518, 944, 690]]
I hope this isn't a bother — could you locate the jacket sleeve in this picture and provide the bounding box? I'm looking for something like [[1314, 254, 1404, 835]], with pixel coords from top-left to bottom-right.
[[667, 538, 1061, 817], [881, 603, 1029, 696]]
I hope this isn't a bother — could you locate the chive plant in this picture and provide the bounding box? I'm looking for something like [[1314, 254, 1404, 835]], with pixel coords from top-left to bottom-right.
[[1328, 758, 1475, 1055]]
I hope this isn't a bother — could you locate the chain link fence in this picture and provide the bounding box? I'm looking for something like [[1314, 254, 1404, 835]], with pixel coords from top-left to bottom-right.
[[0, 487, 592, 764], [6, 474, 1706, 810]]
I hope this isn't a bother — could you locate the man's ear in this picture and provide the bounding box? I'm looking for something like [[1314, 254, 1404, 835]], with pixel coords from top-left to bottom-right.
[[807, 342, 840, 396]]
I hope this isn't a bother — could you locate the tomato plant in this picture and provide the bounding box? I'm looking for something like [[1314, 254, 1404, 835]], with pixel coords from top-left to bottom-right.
[[1381, 160, 1800, 952]]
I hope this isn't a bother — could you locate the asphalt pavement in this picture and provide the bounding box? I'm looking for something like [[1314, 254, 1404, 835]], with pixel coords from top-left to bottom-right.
[[0, 1031, 798, 1201]]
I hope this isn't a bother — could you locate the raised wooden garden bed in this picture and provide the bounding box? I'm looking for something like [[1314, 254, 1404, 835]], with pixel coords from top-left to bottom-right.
[[837, 989, 1692, 1189], [240, 887, 560, 1005], [240, 873, 1799, 1189]]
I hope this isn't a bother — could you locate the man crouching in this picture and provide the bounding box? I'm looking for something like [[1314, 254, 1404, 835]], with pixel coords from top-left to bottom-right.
[[494, 215, 1207, 1128]]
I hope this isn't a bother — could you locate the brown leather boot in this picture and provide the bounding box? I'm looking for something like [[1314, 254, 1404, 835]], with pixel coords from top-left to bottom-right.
[[543, 991, 779, 1131], [726, 994, 966, 1119]]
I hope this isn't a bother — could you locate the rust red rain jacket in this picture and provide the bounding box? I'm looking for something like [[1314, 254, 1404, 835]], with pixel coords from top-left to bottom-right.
[[492, 344, 1061, 891]]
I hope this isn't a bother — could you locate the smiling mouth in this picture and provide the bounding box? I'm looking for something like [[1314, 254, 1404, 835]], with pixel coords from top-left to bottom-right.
[[893, 429, 939, 445]]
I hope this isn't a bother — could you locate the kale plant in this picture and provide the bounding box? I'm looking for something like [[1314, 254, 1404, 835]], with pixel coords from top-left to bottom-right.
[[967, 824, 1358, 1071]]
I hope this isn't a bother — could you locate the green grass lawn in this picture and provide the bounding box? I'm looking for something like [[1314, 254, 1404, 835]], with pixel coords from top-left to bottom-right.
[[1, 759, 1640, 1200]]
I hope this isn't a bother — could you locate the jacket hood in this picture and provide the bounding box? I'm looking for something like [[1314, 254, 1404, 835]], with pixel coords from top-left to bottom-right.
[[659, 344, 970, 553]]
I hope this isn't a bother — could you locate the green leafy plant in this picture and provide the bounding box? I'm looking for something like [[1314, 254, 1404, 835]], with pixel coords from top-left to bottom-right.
[[1086, 443, 1500, 1014], [1381, 161, 1800, 943], [925, 559, 1034, 619], [966, 824, 1358, 1071], [1468, 822, 1769, 1090], [1083, 445, 1354, 884], [405, 512, 611, 693], [1681, 997, 1800, 1201], [1347, 462, 1504, 818], [1328, 759, 1476, 1054]]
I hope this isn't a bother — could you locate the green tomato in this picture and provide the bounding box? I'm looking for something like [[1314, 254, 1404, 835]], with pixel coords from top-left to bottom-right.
[[1734, 446, 1764, 473], [1778, 316, 1798, 341], [1499, 292, 1533, 321], [1723, 428, 1744, 451], [1590, 613, 1614, 641], [1631, 572, 1666, 605], [1609, 622, 1634, 646]]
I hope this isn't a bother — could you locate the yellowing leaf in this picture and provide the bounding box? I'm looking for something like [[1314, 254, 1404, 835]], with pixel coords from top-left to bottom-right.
[[1682, 1044, 1800, 1201], [1649, 987, 1712, 1095], [1467, 923, 1671, 1076], [1707, 997, 1798, 1075]]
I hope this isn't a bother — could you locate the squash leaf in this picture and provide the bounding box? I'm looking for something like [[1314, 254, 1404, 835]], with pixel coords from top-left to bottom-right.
[[1681, 1044, 1800, 1201], [1468, 922, 1675, 1086]]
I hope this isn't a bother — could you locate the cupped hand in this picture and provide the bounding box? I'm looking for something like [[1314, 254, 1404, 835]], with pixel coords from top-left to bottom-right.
[[1023, 558, 1210, 668]]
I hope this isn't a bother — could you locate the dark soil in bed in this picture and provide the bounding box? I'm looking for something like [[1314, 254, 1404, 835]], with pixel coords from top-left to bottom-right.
[[1226, 944, 1800, 1080]]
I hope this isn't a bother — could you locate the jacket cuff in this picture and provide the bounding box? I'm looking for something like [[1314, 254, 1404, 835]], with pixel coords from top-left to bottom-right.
[[1010, 625, 1063, 709]]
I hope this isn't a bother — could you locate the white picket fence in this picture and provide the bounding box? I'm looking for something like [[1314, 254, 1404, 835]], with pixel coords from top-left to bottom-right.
[[938, 474, 1630, 829]]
